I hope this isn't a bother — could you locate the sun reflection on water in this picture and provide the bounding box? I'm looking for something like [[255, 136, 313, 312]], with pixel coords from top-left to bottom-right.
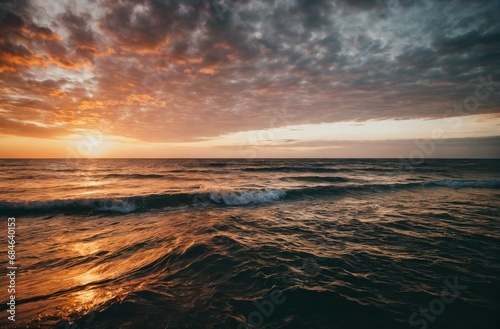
[[75, 289, 97, 305], [71, 242, 101, 256]]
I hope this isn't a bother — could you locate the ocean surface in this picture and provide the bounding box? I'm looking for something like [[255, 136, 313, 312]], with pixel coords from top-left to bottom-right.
[[0, 159, 499, 329]]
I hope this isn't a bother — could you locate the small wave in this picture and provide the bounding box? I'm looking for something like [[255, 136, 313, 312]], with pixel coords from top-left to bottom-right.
[[283, 176, 350, 183], [103, 173, 166, 179], [0, 187, 286, 214], [0, 198, 139, 214], [430, 179, 500, 188], [242, 166, 339, 173], [199, 185, 285, 206], [206, 163, 230, 167], [52, 168, 78, 172]]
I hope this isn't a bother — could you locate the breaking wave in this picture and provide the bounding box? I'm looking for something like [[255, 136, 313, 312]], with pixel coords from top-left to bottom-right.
[[199, 185, 286, 206], [1, 179, 498, 215], [0, 187, 287, 215]]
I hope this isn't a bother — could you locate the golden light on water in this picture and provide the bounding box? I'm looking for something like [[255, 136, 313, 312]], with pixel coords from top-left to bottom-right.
[[74, 289, 97, 306], [76, 272, 101, 286], [71, 242, 101, 256]]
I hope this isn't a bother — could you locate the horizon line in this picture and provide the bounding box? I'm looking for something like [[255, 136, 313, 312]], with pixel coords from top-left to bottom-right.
[[1, 157, 499, 160]]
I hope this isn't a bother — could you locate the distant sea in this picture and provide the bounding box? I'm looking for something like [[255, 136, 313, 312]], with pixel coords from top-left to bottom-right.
[[0, 159, 499, 329]]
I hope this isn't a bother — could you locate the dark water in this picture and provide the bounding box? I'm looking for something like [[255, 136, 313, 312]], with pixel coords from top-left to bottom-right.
[[0, 159, 499, 329]]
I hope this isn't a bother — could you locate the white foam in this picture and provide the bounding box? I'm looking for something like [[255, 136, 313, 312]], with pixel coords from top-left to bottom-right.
[[199, 185, 286, 206]]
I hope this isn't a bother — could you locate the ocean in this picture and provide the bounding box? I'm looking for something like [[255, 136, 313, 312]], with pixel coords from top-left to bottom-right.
[[0, 159, 499, 329]]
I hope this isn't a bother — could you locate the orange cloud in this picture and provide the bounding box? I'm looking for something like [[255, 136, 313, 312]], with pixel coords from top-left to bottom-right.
[[1, 52, 47, 68], [0, 65, 16, 73], [76, 94, 165, 111], [174, 56, 203, 65], [49, 89, 68, 98], [0, 44, 91, 72], [97, 47, 117, 57], [199, 66, 219, 75], [22, 27, 61, 40], [126, 93, 153, 103]]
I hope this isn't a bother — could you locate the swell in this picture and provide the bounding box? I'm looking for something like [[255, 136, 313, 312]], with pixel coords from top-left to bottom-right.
[[282, 176, 350, 183], [46, 239, 413, 329], [102, 173, 167, 179], [24, 236, 249, 328], [98, 173, 200, 181], [284, 182, 424, 199], [431, 179, 500, 188], [1, 179, 497, 215], [0, 188, 286, 215], [0, 192, 194, 215], [242, 166, 340, 173]]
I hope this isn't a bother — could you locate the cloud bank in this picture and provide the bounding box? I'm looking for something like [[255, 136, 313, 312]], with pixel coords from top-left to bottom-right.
[[1, 0, 499, 146]]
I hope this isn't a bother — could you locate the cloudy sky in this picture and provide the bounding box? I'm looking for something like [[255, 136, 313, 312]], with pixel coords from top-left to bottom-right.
[[1, 0, 499, 158]]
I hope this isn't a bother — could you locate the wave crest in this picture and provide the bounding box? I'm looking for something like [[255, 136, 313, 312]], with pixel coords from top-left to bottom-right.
[[199, 185, 286, 206], [0, 198, 138, 214], [431, 179, 500, 188], [2, 179, 497, 215]]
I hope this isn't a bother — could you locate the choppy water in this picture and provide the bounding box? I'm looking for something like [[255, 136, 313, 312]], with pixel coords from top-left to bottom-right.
[[0, 159, 499, 329]]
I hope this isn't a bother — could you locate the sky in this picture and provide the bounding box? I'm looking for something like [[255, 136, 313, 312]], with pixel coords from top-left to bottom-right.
[[0, 0, 499, 158]]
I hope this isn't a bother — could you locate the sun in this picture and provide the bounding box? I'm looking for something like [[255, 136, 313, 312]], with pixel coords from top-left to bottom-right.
[[63, 131, 108, 158]]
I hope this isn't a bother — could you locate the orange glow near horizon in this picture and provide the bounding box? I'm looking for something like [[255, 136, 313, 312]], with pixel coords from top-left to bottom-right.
[[1, 114, 499, 158]]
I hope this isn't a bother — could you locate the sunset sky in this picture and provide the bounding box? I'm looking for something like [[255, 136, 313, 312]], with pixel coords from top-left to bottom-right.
[[1, 0, 499, 158]]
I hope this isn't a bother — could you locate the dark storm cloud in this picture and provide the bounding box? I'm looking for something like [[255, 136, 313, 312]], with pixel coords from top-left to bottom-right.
[[337, 0, 380, 10], [436, 30, 500, 55], [0, 0, 499, 142], [100, 0, 179, 49], [0, 9, 24, 30], [61, 11, 97, 49]]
